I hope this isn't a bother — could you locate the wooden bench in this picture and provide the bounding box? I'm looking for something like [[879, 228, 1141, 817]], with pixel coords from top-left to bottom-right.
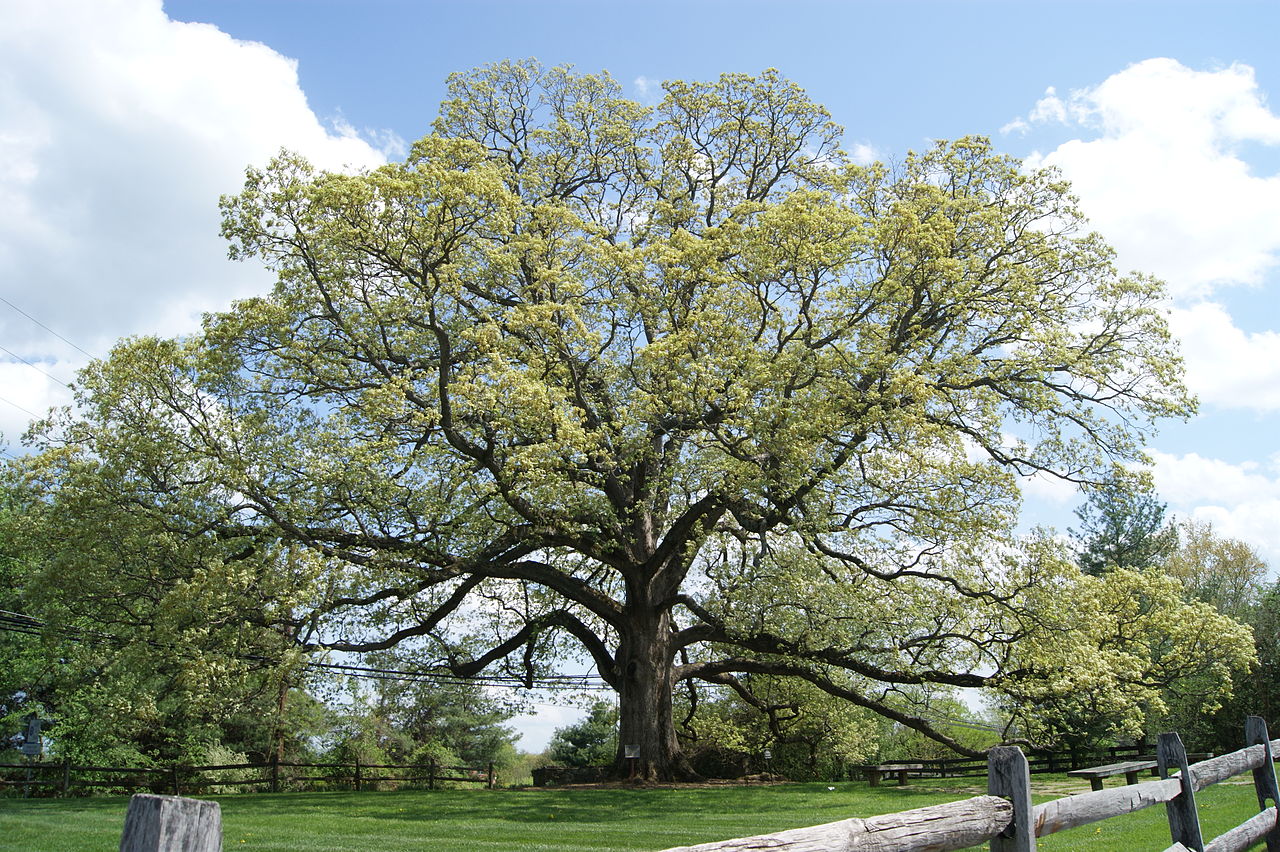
[[1133, 752, 1214, 776], [1067, 759, 1159, 791], [854, 763, 924, 786]]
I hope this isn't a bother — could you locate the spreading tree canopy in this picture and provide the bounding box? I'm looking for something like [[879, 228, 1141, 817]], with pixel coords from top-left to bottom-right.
[[23, 61, 1251, 780]]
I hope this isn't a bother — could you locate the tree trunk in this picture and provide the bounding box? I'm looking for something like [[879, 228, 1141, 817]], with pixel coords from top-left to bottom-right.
[[273, 678, 288, 765], [614, 604, 698, 781]]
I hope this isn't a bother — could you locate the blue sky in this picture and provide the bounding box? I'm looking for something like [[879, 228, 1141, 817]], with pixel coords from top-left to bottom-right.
[[3, 0, 1280, 747], [163, 1, 1279, 155]]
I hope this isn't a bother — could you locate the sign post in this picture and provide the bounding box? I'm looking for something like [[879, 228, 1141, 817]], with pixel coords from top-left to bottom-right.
[[624, 744, 640, 781], [20, 714, 43, 798]]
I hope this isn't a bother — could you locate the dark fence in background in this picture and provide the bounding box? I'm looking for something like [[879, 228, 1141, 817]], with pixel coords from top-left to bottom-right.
[[858, 743, 1208, 780], [0, 743, 1221, 797], [0, 756, 495, 798]]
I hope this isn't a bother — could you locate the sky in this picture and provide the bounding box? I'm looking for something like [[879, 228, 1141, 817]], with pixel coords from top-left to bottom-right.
[[3, 0, 1280, 749]]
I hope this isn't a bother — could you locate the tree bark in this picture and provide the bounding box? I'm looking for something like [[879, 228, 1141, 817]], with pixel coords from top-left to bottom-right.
[[614, 603, 698, 781]]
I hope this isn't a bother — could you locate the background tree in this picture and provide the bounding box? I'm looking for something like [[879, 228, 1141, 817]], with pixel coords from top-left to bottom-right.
[[1154, 520, 1270, 750], [0, 446, 320, 766], [992, 504, 1261, 753], [873, 692, 999, 763], [996, 555, 1254, 752], [546, 701, 618, 768], [677, 676, 881, 780], [357, 649, 519, 767], [1225, 581, 1280, 735], [1072, 470, 1178, 576], [0, 471, 56, 753], [1163, 517, 1267, 619], [27, 61, 1235, 780]]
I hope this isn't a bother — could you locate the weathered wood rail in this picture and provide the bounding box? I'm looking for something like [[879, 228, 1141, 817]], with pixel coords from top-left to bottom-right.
[[662, 716, 1280, 852]]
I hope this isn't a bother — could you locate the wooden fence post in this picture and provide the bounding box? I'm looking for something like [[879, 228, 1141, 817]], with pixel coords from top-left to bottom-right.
[[170, 764, 181, 796], [1245, 715, 1280, 852], [61, 760, 71, 797], [119, 793, 220, 852], [1159, 731, 1204, 852], [354, 757, 361, 792], [487, 761, 495, 790], [429, 758, 436, 791], [988, 746, 1035, 851], [270, 753, 279, 794]]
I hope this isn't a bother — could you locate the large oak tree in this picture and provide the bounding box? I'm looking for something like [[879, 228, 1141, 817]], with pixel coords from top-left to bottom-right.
[[25, 62, 1252, 780]]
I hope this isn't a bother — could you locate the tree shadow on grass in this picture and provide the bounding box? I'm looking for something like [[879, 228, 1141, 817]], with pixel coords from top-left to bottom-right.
[[212, 782, 976, 826]]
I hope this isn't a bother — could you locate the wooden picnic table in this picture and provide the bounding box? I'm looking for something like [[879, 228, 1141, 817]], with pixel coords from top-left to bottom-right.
[[1067, 759, 1159, 791], [854, 763, 924, 787]]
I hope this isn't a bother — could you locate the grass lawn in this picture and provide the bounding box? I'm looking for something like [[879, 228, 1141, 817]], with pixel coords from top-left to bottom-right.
[[0, 777, 1267, 851]]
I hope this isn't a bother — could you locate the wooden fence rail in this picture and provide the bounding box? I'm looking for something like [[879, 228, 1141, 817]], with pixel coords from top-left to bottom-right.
[[663, 716, 1280, 852], [886, 743, 1200, 780], [0, 757, 496, 797]]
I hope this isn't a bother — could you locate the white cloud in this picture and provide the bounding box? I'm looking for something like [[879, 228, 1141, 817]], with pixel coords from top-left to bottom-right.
[[1150, 450, 1280, 506], [848, 142, 880, 166], [1168, 302, 1280, 412], [1017, 59, 1280, 301], [1149, 450, 1280, 568], [1007, 59, 1280, 417], [1000, 117, 1030, 136], [633, 75, 656, 100], [1002, 87, 1085, 135], [1019, 470, 1079, 506], [0, 0, 387, 378], [1028, 86, 1071, 125], [0, 361, 75, 448]]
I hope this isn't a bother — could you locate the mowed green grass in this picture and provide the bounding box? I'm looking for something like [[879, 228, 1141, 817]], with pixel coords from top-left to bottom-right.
[[0, 778, 1266, 851]]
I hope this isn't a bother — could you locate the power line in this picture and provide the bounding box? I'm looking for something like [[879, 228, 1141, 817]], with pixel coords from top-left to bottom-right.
[[309, 660, 609, 685], [0, 345, 73, 390], [308, 656, 606, 686], [0, 610, 42, 636], [0, 393, 39, 419], [316, 665, 611, 691], [0, 295, 96, 359]]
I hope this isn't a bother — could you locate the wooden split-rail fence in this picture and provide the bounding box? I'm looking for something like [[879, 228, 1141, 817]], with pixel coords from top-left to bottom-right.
[[0, 756, 496, 797], [662, 716, 1280, 852], [884, 743, 1204, 780]]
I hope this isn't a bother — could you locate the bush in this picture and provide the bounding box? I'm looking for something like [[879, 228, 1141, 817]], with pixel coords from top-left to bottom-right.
[[196, 742, 259, 794], [546, 702, 617, 768]]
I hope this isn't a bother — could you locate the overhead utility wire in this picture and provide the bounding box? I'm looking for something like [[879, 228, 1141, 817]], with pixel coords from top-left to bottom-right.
[[0, 610, 43, 636], [0, 295, 96, 359], [0, 345, 73, 390], [0, 295, 95, 410], [307, 657, 610, 690], [0, 393, 39, 419]]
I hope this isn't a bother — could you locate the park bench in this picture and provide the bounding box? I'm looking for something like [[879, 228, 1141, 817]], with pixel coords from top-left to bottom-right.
[[1066, 759, 1159, 791], [854, 763, 924, 786]]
